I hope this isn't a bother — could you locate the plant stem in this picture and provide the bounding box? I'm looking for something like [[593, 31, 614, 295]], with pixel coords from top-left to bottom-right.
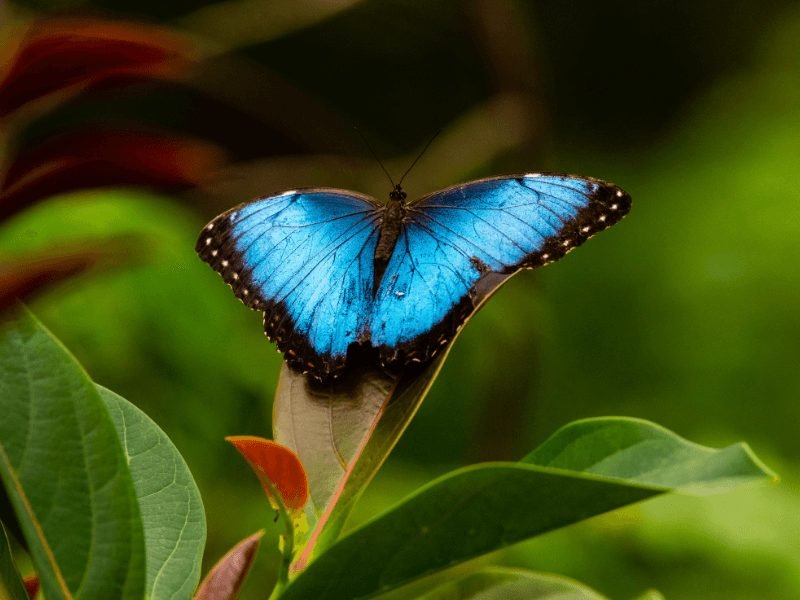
[[263, 478, 294, 598]]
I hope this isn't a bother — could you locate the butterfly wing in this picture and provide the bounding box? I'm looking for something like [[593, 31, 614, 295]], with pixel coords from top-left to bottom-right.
[[368, 174, 631, 365], [197, 189, 382, 380]]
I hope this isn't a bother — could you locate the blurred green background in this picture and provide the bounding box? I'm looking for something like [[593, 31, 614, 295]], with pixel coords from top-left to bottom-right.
[[2, 1, 799, 598]]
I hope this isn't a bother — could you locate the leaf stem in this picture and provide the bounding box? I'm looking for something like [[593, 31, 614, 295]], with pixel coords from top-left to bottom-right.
[[263, 477, 294, 598]]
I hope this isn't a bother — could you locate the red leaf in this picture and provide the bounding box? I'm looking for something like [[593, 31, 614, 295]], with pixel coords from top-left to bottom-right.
[[194, 530, 264, 600], [0, 18, 193, 118], [23, 575, 39, 599], [0, 128, 224, 221], [0, 238, 138, 317], [227, 436, 309, 511]]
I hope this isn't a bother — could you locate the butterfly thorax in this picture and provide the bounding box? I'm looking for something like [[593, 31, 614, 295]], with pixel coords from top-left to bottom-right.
[[373, 185, 407, 295]]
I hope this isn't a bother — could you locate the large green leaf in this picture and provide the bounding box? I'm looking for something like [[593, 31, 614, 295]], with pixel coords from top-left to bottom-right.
[[280, 418, 773, 600], [0, 309, 145, 600], [0, 522, 29, 600], [100, 386, 206, 600]]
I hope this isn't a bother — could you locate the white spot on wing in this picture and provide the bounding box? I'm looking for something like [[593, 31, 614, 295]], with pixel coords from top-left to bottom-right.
[[616, 189, 624, 197], [524, 173, 542, 178]]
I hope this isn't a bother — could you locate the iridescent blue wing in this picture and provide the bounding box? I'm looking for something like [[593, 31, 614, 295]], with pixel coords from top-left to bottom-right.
[[197, 189, 381, 380], [369, 174, 631, 366]]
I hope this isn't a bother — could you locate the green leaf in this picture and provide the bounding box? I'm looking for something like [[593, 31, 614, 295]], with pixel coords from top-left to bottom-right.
[[99, 386, 206, 600], [523, 417, 775, 492], [280, 418, 774, 600], [0, 308, 145, 600], [418, 567, 607, 600], [0, 522, 29, 600]]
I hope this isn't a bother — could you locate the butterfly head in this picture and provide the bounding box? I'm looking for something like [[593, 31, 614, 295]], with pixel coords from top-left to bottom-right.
[[389, 184, 407, 203]]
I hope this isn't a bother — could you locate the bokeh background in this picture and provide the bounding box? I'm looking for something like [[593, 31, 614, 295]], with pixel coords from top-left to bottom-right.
[[2, 1, 799, 598]]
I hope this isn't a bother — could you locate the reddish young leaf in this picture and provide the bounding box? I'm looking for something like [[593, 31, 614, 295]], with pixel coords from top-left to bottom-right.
[[0, 18, 193, 118], [194, 530, 263, 600], [23, 575, 40, 599], [226, 436, 309, 512], [0, 238, 138, 317], [0, 128, 224, 221]]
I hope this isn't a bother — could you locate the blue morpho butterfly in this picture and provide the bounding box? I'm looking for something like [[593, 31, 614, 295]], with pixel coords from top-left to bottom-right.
[[197, 161, 631, 383]]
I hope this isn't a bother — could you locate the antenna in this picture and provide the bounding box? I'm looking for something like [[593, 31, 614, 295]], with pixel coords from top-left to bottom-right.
[[354, 127, 396, 188], [398, 129, 441, 186]]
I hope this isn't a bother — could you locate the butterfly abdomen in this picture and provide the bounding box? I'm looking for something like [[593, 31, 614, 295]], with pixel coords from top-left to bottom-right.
[[373, 199, 405, 295]]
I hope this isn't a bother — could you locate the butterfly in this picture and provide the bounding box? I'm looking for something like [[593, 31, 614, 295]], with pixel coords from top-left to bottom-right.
[[197, 172, 631, 382]]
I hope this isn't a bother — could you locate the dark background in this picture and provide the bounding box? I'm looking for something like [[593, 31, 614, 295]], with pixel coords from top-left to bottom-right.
[[3, 1, 799, 598]]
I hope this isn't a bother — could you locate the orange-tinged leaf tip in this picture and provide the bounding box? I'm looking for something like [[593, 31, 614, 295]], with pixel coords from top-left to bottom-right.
[[226, 436, 309, 511], [0, 17, 194, 117], [194, 530, 264, 600]]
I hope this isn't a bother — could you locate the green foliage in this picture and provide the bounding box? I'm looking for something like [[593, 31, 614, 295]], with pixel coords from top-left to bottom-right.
[[1, 2, 798, 598], [0, 310, 205, 600], [0, 309, 146, 600], [0, 193, 279, 485], [101, 386, 206, 600], [279, 418, 772, 599], [0, 310, 776, 599]]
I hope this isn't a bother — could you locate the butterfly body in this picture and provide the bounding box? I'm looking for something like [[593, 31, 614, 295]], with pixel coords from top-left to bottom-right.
[[373, 185, 407, 292], [197, 173, 631, 382]]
